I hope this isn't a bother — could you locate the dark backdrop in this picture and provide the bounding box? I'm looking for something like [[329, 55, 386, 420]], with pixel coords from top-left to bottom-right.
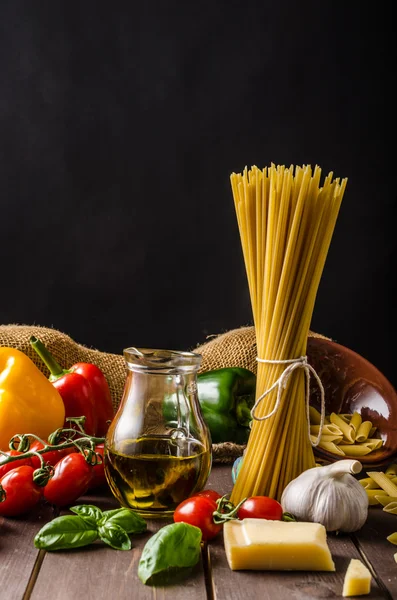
[[1, 2, 396, 387]]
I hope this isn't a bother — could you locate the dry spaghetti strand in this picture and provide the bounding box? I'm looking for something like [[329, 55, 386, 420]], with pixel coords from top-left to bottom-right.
[[230, 164, 347, 503]]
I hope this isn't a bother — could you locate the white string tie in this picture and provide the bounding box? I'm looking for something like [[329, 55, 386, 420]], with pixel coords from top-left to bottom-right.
[[251, 356, 325, 447]]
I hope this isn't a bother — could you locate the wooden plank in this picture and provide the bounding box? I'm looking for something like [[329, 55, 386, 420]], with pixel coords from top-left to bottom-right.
[[7, 463, 393, 599], [207, 465, 386, 600], [30, 491, 208, 600], [0, 502, 55, 600], [206, 463, 233, 496], [353, 506, 397, 599]]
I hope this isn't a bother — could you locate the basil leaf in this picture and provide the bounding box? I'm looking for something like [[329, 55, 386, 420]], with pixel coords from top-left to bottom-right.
[[138, 522, 202, 585], [100, 508, 147, 534], [70, 505, 104, 522], [98, 522, 131, 551], [34, 515, 98, 551]]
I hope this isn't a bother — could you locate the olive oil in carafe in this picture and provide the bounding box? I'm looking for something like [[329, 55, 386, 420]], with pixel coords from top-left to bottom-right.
[[104, 436, 211, 516]]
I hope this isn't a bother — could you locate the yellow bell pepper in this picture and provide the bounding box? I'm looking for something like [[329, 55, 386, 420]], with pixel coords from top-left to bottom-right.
[[0, 347, 65, 451]]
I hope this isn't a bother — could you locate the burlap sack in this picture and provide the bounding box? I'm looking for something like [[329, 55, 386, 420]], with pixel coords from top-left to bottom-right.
[[0, 324, 329, 463], [195, 326, 330, 375]]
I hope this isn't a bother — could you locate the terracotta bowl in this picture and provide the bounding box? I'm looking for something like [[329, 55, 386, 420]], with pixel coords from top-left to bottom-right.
[[307, 336, 397, 469]]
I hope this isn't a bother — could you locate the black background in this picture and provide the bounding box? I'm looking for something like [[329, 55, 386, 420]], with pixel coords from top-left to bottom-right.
[[0, 2, 395, 386]]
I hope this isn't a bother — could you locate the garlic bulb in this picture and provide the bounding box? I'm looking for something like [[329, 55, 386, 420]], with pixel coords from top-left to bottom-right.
[[280, 459, 368, 532]]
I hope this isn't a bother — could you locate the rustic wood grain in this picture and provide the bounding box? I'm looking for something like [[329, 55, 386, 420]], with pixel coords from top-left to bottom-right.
[[353, 507, 397, 599], [207, 466, 386, 600], [2, 464, 396, 599], [0, 501, 55, 600], [29, 492, 208, 600]]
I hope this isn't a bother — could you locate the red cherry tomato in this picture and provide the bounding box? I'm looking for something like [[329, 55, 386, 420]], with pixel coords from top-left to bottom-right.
[[174, 495, 222, 541], [29, 440, 76, 470], [88, 444, 107, 490], [194, 489, 222, 502], [0, 466, 43, 517], [0, 450, 33, 479], [237, 496, 283, 521], [43, 452, 93, 507]]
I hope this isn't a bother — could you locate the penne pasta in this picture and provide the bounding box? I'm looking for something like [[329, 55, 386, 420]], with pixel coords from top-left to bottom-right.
[[367, 472, 397, 497], [311, 423, 342, 437], [387, 533, 397, 545], [337, 414, 352, 423], [383, 502, 397, 515], [359, 439, 383, 451], [330, 413, 356, 442], [355, 421, 373, 442], [374, 495, 397, 507], [349, 411, 362, 432], [308, 406, 322, 426], [359, 477, 382, 490], [365, 489, 384, 505], [317, 434, 343, 444], [315, 440, 345, 455], [338, 445, 372, 456], [308, 409, 382, 458], [386, 464, 397, 477]]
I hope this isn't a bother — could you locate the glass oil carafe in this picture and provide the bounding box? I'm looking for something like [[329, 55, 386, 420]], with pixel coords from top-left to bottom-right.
[[104, 347, 212, 518]]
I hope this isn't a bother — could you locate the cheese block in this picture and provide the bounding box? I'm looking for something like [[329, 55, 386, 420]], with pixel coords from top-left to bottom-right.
[[223, 518, 335, 571], [342, 559, 371, 597]]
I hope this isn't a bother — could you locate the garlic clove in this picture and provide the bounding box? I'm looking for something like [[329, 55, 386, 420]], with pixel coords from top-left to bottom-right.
[[281, 460, 368, 533]]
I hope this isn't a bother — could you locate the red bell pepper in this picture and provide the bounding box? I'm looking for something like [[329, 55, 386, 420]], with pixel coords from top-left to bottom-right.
[[72, 363, 114, 436], [30, 336, 114, 437]]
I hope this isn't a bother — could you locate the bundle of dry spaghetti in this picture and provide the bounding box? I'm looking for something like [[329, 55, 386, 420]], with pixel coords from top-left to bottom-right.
[[229, 164, 347, 503]]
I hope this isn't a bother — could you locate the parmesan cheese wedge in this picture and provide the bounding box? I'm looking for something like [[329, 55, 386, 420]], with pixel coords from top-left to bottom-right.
[[342, 559, 371, 597], [223, 518, 335, 571]]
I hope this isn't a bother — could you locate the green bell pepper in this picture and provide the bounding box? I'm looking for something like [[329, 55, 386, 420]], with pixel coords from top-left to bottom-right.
[[197, 367, 256, 445]]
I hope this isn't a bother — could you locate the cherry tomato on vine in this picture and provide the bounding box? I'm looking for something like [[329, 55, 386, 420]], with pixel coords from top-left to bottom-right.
[[29, 440, 76, 469], [174, 495, 222, 541], [237, 496, 283, 521], [43, 452, 93, 507], [194, 489, 222, 502], [0, 465, 43, 517], [0, 450, 33, 479]]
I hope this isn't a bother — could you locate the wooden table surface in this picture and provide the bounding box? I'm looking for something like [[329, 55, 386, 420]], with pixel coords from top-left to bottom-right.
[[1, 464, 396, 600]]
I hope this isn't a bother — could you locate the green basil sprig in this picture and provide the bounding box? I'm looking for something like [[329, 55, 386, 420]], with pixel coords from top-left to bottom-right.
[[97, 522, 131, 551], [97, 507, 147, 534], [138, 522, 202, 585], [34, 504, 147, 551]]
